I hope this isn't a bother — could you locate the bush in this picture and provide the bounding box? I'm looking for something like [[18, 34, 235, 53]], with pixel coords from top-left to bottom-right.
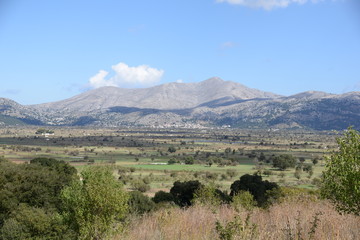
[[61, 167, 129, 239], [274, 187, 320, 204], [0, 204, 74, 240], [230, 174, 279, 207], [184, 156, 194, 165], [168, 146, 177, 153], [168, 158, 177, 164], [321, 127, 360, 215], [302, 164, 313, 173], [215, 214, 258, 240], [0, 158, 77, 217], [205, 172, 218, 180], [193, 184, 230, 207], [131, 179, 150, 192], [128, 191, 156, 215], [263, 169, 273, 176], [231, 191, 257, 211], [272, 154, 297, 170], [170, 180, 203, 207], [226, 169, 237, 178], [153, 191, 175, 204]]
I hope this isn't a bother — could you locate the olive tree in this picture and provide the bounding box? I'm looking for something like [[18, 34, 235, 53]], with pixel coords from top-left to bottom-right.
[[321, 128, 360, 215]]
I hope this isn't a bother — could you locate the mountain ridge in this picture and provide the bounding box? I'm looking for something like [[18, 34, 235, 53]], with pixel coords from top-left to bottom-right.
[[1, 77, 360, 130], [31, 77, 280, 112]]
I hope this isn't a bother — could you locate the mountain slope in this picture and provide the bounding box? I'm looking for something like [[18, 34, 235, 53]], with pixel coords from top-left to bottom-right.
[[0, 98, 43, 125], [194, 92, 360, 130], [32, 77, 280, 112], [1, 78, 360, 130]]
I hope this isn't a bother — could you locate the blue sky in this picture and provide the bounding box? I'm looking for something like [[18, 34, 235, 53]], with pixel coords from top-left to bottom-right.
[[0, 0, 359, 105]]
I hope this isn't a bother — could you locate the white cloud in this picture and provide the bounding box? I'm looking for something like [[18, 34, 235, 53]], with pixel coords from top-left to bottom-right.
[[176, 79, 184, 83], [89, 70, 112, 88], [89, 62, 164, 88], [216, 0, 324, 10]]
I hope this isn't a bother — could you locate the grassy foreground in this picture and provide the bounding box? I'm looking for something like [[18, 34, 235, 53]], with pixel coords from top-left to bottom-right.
[[121, 200, 360, 240]]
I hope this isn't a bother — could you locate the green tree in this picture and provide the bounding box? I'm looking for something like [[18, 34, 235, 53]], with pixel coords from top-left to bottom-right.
[[30, 157, 78, 189], [230, 174, 278, 207], [61, 167, 129, 239], [272, 154, 297, 170], [0, 204, 74, 240], [312, 157, 319, 165], [170, 180, 203, 207], [0, 158, 77, 223], [258, 152, 266, 162], [168, 146, 176, 153], [184, 156, 194, 165], [321, 128, 360, 215]]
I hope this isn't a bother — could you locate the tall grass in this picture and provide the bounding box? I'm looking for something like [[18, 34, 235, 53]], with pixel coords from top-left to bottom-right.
[[121, 200, 359, 240]]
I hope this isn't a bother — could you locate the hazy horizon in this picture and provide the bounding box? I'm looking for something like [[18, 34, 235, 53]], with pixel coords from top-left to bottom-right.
[[1, 0, 359, 105]]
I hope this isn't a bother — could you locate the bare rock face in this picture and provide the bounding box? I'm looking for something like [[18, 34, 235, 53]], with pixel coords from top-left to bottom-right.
[[1, 77, 360, 130]]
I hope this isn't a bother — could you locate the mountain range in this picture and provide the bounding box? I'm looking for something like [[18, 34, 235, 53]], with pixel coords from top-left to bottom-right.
[[1, 77, 359, 130]]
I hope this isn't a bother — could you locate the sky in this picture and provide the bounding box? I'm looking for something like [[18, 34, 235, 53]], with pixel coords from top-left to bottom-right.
[[0, 0, 359, 105]]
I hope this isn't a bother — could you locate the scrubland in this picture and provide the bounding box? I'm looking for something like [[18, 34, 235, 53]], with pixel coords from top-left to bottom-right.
[[123, 200, 359, 240]]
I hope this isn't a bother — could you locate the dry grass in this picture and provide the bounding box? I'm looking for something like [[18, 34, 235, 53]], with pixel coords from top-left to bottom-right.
[[120, 200, 359, 240]]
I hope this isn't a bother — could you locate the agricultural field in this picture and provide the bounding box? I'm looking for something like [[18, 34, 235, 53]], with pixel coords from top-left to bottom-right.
[[0, 126, 339, 195]]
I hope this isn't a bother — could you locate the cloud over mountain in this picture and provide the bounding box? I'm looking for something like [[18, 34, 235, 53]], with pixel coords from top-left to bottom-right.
[[89, 62, 164, 88]]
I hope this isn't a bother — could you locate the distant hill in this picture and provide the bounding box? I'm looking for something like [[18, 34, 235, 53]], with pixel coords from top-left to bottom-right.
[[1, 77, 360, 130], [0, 98, 43, 125]]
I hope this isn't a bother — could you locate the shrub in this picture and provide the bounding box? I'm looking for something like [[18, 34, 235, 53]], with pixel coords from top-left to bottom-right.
[[226, 169, 237, 178], [131, 179, 150, 192], [168, 158, 177, 164], [215, 214, 258, 240], [61, 167, 129, 239], [274, 187, 319, 204], [0, 204, 74, 240], [185, 156, 194, 165], [230, 174, 278, 207], [321, 127, 360, 215], [193, 184, 230, 207], [302, 164, 313, 173], [272, 154, 297, 170], [263, 169, 273, 176], [205, 172, 218, 180], [152, 191, 174, 204], [170, 180, 203, 207], [294, 169, 301, 180], [168, 146, 177, 153], [128, 191, 156, 215], [231, 191, 257, 211]]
